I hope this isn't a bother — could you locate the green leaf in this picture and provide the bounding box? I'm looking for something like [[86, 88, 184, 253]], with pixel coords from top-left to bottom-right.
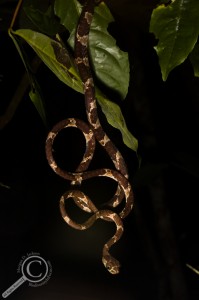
[[29, 84, 47, 126], [54, 0, 80, 33], [90, 3, 129, 100], [55, 0, 130, 99], [23, 4, 60, 36], [13, 11, 137, 152], [96, 89, 138, 152], [13, 29, 83, 93], [150, 0, 199, 81], [189, 43, 199, 77], [8, 29, 47, 126]]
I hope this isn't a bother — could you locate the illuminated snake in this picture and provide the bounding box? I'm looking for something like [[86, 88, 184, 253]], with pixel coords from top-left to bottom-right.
[[45, 0, 134, 274]]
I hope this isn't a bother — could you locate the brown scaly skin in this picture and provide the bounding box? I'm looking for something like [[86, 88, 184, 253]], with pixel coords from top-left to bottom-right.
[[45, 0, 134, 274]]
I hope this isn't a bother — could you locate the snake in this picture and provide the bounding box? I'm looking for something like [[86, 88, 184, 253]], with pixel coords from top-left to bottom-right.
[[45, 0, 134, 274]]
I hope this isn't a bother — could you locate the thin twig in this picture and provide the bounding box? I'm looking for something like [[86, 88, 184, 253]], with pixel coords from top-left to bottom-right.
[[186, 264, 199, 276]]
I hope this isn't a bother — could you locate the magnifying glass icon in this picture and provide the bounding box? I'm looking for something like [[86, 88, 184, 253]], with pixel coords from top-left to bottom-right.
[[2, 255, 49, 298]]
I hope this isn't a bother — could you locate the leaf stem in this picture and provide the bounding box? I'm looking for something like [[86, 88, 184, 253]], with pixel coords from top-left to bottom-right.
[[9, 0, 23, 31]]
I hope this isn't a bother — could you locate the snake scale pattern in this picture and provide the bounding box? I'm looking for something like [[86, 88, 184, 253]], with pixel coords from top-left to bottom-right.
[[45, 0, 134, 274]]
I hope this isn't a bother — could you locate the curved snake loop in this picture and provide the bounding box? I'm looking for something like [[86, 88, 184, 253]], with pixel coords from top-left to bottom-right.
[[45, 0, 134, 274], [45, 120, 133, 219], [60, 190, 124, 274]]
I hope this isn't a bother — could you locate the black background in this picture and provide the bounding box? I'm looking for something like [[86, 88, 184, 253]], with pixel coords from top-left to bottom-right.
[[1, 0, 199, 299]]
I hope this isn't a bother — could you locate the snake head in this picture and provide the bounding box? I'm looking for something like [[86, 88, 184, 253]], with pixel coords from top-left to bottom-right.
[[102, 256, 120, 275]]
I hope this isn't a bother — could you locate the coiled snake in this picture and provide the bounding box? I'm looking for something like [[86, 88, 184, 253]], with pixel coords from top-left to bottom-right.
[[45, 0, 134, 274]]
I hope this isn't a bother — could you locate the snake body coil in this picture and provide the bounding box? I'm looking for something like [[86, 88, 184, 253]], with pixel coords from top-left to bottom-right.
[[45, 0, 134, 274]]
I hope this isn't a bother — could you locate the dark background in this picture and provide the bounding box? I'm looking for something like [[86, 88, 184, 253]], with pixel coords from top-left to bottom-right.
[[1, 0, 199, 299]]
